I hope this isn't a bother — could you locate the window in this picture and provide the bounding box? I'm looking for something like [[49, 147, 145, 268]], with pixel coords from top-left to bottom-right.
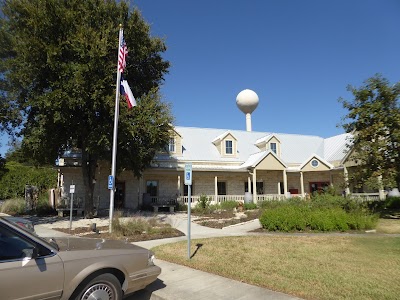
[[311, 159, 319, 168], [225, 140, 233, 154], [168, 138, 175, 152], [244, 182, 264, 194], [0, 224, 36, 261], [146, 181, 158, 197], [217, 182, 226, 195], [270, 142, 277, 154]]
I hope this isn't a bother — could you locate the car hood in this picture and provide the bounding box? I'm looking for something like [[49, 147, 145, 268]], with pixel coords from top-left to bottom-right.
[[52, 237, 146, 252]]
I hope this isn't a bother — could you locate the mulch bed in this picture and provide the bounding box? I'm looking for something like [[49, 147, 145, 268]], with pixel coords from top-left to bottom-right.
[[51, 209, 262, 240], [192, 209, 261, 229], [52, 226, 185, 242]]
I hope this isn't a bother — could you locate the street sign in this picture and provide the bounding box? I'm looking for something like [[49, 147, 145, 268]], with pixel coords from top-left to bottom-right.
[[69, 185, 75, 194], [184, 163, 192, 185], [108, 175, 114, 190]]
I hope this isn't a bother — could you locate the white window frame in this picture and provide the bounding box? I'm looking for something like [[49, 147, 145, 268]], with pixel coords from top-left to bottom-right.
[[311, 159, 319, 168], [270, 142, 277, 154], [225, 140, 233, 155], [168, 137, 175, 153]]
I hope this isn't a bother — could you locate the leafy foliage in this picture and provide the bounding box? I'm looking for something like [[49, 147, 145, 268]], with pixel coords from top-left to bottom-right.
[[339, 74, 400, 189], [0, 198, 25, 215], [0, 0, 173, 216], [259, 195, 378, 232], [0, 162, 56, 199]]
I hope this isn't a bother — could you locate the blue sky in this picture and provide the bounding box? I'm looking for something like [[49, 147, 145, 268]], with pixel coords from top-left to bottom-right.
[[1, 0, 400, 156]]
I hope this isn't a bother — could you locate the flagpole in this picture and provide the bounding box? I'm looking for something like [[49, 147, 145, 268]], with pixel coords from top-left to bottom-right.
[[109, 25, 123, 233]]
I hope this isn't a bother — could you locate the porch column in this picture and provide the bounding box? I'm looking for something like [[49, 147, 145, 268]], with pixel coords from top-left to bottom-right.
[[248, 176, 251, 193], [283, 170, 288, 198], [343, 166, 350, 196], [252, 169, 257, 204], [177, 175, 181, 196], [214, 176, 218, 204], [378, 175, 385, 200], [277, 182, 281, 194], [300, 171, 304, 197]]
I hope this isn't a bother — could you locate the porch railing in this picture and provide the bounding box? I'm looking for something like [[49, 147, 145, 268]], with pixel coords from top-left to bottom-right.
[[350, 193, 382, 201], [149, 192, 384, 208], [177, 194, 286, 206]]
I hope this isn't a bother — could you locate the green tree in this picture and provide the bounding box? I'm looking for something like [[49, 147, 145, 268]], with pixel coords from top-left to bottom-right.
[[0, 0, 173, 217], [339, 74, 400, 189]]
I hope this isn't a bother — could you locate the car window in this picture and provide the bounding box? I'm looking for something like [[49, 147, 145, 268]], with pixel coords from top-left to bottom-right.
[[0, 224, 38, 261]]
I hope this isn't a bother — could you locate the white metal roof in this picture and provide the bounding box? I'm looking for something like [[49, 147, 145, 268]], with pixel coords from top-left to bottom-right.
[[158, 126, 350, 167]]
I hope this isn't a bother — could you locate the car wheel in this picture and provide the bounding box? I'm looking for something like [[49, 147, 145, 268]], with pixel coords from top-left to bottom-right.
[[75, 273, 122, 300]]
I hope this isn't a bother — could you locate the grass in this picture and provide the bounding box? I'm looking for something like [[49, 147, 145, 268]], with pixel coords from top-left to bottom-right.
[[153, 235, 400, 300], [376, 218, 400, 234]]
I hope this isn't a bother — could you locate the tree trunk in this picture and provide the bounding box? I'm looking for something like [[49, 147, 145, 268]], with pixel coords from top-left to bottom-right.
[[81, 148, 97, 218]]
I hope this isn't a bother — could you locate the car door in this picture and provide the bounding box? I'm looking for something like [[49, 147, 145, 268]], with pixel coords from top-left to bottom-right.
[[0, 222, 64, 300]]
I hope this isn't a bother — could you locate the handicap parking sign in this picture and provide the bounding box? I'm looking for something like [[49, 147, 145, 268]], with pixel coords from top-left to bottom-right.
[[108, 175, 114, 190]]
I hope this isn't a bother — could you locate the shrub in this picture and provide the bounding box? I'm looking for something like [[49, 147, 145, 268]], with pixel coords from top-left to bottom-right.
[[259, 203, 309, 232], [244, 202, 258, 210], [193, 194, 212, 214], [259, 195, 378, 232], [220, 200, 238, 210], [385, 197, 400, 209], [175, 202, 188, 211], [0, 198, 26, 215], [0, 162, 56, 200], [35, 194, 56, 216]]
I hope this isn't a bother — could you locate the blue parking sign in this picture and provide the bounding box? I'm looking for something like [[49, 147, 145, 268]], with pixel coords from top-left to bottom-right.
[[108, 175, 114, 190], [184, 164, 192, 185]]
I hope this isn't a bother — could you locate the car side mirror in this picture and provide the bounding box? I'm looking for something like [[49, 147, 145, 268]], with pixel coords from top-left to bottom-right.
[[22, 247, 39, 259]]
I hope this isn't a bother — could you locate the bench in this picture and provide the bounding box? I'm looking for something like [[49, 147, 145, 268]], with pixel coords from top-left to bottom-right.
[[152, 204, 175, 213], [56, 208, 84, 217]]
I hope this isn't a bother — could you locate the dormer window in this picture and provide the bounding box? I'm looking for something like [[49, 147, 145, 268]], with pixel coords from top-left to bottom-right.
[[225, 140, 233, 154], [270, 142, 277, 154], [168, 138, 175, 153]]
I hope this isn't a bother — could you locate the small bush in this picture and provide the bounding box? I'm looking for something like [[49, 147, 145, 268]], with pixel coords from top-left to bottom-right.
[[35, 195, 55, 216], [0, 198, 26, 215], [193, 194, 212, 214], [220, 200, 238, 210], [244, 202, 258, 210], [175, 202, 188, 211], [385, 197, 400, 209]]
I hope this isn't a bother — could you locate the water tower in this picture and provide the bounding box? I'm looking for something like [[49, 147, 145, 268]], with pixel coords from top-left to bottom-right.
[[236, 89, 259, 131]]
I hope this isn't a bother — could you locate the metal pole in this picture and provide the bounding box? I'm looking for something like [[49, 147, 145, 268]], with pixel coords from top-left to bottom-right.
[[109, 26, 123, 233], [69, 180, 74, 231], [187, 185, 191, 259]]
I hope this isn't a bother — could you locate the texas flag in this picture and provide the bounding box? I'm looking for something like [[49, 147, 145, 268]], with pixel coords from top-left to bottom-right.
[[120, 79, 137, 108]]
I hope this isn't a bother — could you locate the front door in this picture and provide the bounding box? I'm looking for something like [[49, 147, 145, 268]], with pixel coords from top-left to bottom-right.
[[115, 182, 125, 209]]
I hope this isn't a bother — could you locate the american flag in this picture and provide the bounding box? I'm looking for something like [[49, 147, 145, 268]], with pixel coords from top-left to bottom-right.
[[118, 36, 128, 73]]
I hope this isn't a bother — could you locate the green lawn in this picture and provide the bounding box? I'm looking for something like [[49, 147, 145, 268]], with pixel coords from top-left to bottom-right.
[[153, 235, 400, 300]]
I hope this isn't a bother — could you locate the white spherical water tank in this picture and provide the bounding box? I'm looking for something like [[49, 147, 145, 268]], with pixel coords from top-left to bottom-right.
[[236, 89, 259, 131]]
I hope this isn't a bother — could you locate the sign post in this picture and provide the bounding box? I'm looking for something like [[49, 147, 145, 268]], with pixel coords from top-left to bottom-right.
[[69, 183, 75, 231], [184, 163, 192, 260]]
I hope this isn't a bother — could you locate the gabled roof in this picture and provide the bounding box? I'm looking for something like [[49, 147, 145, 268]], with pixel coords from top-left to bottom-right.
[[299, 154, 334, 170], [255, 134, 281, 146], [240, 150, 287, 169], [163, 126, 350, 166], [212, 130, 237, 144]]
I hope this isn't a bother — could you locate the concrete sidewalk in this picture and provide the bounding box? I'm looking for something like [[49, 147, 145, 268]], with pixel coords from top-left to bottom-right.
[[35, 214, 302, 300]]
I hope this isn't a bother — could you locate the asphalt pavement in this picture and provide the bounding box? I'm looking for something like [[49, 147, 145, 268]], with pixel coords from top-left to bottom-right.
[[35, 213, 302, 300]]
